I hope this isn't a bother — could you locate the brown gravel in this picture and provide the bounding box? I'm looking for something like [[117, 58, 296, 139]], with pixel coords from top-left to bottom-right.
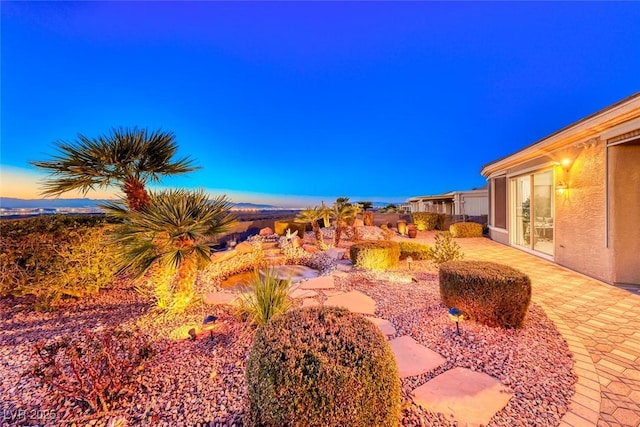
[[0, 262, 576, 427]]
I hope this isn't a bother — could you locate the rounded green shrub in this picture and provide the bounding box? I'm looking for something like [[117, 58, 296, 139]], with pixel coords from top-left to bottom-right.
[[398, 241, 432, 260], [439, 261, 531, 328], [411, 212, 439, 231], [449, 221, 483, 238], [349, 240, 400, 270], [246, 306, 401, 427]]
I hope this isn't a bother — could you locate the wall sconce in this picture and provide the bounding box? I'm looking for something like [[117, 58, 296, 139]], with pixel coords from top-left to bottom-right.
[[556, 181, 568, 194]]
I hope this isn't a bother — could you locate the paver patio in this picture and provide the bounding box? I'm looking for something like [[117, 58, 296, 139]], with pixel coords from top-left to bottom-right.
[[410, 231, 640, 427]]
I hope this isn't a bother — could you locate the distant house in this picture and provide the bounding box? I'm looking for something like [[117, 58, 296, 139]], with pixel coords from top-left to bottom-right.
[[406, 188, 488, 217], [481, 92, 640, 286]]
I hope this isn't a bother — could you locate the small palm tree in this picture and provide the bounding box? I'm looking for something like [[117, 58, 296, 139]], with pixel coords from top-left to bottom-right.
[[32, 127, 198, 211], [319, 201, 334, 228], [333, 202, 357, 246], [103, 189, 236, 310], [297, 207, 324, 247], [357, 201, 373, 211], [335, 196, 351, 210]]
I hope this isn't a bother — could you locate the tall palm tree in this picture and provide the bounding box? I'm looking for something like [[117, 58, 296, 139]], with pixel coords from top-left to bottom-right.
[[335, 196, 351, 210], [333, 202, 357, 246], [103, 189, 236, 309], [357, 201, 373, 211], [297, 207, 324, 247], [31, 127, 198, 211]]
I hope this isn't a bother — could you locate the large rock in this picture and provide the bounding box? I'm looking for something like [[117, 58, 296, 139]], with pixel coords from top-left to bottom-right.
[[259, 227, 273, 236], [302, 244, 319, 253], [326, 248, 346, 260], [220, 272, 254, 290], [235, 241, 254, 254]]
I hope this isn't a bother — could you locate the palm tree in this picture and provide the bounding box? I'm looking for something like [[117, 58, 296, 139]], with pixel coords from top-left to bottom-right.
[[357, 201, 373, 211], [319, 201, 334, 228], [335, 196, 351, 210], [31, 127, 198, 211], [332, 202, 357, 246], [297, 207, 324, 247], [103, 189, 236, 310]]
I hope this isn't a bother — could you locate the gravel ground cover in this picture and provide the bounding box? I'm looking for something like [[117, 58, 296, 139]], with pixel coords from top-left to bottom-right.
[[0, 262, 576, 427]]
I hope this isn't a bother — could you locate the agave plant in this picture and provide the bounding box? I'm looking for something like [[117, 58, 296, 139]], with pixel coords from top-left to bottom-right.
[[32, 127, 198, 211], [297, 207, 324, 247], [103, 189, 236, 311]]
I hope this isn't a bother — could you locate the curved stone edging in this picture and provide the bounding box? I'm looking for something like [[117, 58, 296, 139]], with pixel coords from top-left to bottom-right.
[[539, 303, 601, 426]]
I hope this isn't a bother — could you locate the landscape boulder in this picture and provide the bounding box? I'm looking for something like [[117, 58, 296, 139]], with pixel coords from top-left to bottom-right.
[[259, 227, 273, 236]]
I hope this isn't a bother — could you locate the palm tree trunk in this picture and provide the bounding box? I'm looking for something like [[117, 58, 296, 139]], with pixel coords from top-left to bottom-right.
[[123, 177, 151, 211], [176, 253, 197, 297], [334, 221, 343, 247]]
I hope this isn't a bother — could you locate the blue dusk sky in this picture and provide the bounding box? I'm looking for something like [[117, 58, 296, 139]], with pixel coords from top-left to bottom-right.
[[1, 2, 639, 208]]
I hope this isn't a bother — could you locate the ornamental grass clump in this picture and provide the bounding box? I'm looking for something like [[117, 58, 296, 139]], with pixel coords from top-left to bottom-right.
[[237, 268, 291, 325], [449, 221, 483, 238], [349, 240, 400, 270], [246, 306, 401, 427], [439, 261, 532, 328]]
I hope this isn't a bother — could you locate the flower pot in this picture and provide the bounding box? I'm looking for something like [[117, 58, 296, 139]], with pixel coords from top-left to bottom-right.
[[397, 220, 407, 235], [408, 229, 417, 238]]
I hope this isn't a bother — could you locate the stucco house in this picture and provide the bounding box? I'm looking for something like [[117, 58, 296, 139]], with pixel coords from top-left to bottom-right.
[[481, 92, 640, 286], [406, 188, 488, 217]]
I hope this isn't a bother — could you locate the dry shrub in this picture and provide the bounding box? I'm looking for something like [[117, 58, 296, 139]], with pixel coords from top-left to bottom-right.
[[450, 221, 483, 238], [0, 215, 117, 310], [246, 307, 401, 427], [349, 240, 400, 270], [439, 261, 532, 328], [32, 328, 154, 413]]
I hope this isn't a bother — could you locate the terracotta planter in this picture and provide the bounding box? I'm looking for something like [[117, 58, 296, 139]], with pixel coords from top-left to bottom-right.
[[397, 220, 407, 235], [408, 229, 417, 238]]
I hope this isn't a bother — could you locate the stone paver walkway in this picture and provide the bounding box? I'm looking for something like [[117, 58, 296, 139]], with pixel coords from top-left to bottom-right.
[[410, 232, 640, 427]]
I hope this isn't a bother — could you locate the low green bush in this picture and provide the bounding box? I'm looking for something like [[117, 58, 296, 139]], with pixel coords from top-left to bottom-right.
[[349, 240, 400, 270], [246, 306, 401, 427], [0, 215, 117, 310], [411, 212, 439, 231], [450, 221, 483, 238], [439, 261, 532, 328], [430, 232, 464, 264], [398, 241, 432, 260], [274, 220, 307, 237]]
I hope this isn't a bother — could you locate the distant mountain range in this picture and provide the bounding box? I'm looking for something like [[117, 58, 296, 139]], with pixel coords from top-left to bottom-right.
[[0, 197, 279, 210]]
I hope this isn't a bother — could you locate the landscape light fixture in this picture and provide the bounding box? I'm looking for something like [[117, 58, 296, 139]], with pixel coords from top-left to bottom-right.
[[406, 256, 413, 270], [203, 315, 219, 340], [448, 307, 463, 336]]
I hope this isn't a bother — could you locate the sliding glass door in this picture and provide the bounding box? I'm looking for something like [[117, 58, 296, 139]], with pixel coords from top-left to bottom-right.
[[511, 170, 554, 256]]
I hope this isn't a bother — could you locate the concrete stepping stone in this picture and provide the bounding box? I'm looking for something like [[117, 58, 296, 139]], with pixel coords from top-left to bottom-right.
[[289, 289, 319, 299], [299, 275, 336, 290], [263, 265, 320, 283], [302, 298, 320, 308], [332, 271, 350, 279], [365, 317, 397, 336], [412, 367, 514, 426], [389, 336, 446, 378], [322, 290, 345, 297], [204, 292, 239, 305], [324, 290, 376, 315]]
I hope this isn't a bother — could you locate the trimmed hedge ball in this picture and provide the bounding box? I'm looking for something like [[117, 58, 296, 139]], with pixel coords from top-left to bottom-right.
[[398, 241, 432, 260], [439, 261, 532, 328], [349, 240, 400, 270], [246, 306, 401, 427], [411, 212, 439, 231], [449, 222, 483, 238]]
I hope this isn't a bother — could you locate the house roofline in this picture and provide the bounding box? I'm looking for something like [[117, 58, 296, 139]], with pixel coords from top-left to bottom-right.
[[480, 92, 640, 177]]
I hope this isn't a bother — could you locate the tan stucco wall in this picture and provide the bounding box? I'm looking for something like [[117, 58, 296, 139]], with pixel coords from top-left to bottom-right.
[[554, 144, 613, 282], [609, 142, 640, 284]]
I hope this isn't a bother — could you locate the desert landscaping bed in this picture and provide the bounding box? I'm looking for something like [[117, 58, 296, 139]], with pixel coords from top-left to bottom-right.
[[0, 259, 576, 427]]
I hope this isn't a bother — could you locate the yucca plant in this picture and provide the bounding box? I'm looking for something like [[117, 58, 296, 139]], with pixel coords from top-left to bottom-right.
[[238, 268, 291, 325], [297, 207, 324, 247], [103, 189, 236, 311], [32, 127, 198, 211]]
